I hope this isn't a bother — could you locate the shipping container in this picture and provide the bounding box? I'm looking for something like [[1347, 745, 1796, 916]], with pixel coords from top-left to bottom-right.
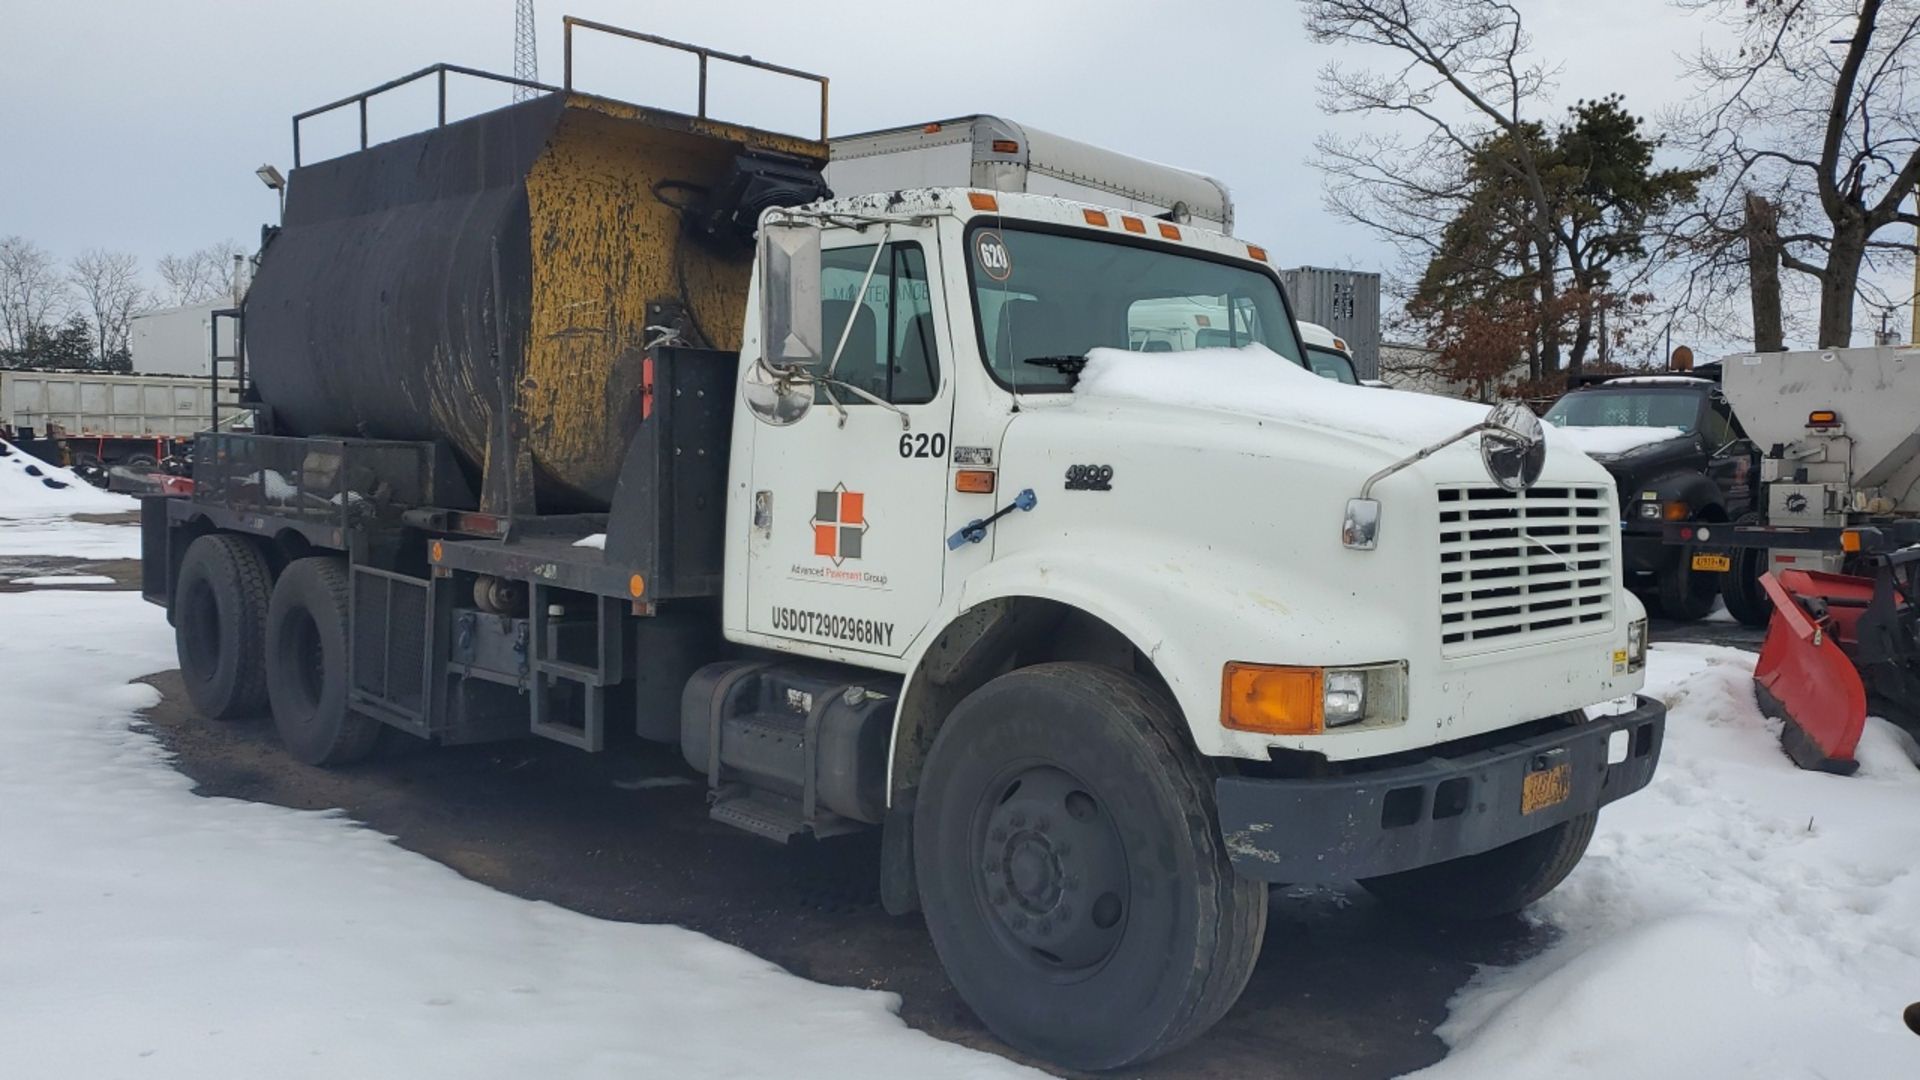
[[1279, 266, 1381, 380]]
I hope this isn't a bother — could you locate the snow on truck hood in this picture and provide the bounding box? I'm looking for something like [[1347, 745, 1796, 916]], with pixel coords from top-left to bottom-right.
[[1553, 424, 1690, 458], [1072, 346, 1619, 484], [1075, 344, 1491, 444]]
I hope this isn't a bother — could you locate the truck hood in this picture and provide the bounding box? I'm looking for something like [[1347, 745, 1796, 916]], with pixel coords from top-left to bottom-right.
[[1067, 345, 1608, 485]]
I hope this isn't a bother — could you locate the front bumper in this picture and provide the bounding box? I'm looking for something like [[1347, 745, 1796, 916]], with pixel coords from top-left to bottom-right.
[[1215, 695, 1665, 883]]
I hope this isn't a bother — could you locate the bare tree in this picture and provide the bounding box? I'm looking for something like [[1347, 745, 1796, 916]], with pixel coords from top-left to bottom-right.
[[69, 249, 148, 365], [156, 240, 249, 306], [0, 235, 69, 354], [1305, 0, 1570, 372], [1673, 0, 1920, 347]]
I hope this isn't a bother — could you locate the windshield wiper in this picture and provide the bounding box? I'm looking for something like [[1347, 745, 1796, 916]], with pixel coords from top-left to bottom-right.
[[1021, 355, 1088, 378]]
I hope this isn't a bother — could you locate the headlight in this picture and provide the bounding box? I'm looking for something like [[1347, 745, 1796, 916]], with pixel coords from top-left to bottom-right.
[[1324, 670, 1366, 725], [1627, 618, 1647, 672], [1221, 661, 1406, 734], [1637, 502, 1662, 520]]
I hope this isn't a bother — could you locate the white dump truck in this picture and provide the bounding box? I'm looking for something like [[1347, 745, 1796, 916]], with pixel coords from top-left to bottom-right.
[[0, 368, 233, 474], [140, 19, 1664, 1071]]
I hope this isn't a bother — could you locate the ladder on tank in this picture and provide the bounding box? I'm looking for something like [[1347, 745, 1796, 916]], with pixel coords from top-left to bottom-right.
[[208, 308, 263, 434]]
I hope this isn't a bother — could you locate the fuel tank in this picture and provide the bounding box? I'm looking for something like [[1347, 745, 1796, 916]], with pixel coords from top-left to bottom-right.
[[246, 92, 827, 511]]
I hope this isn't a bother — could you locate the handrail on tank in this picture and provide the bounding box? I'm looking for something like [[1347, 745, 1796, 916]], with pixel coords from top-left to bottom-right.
[[561, 16, 830, 142], [291, 64, 561, 167]]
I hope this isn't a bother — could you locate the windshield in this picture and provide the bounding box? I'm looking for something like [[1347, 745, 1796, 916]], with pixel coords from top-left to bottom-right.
[[1303, 345, 1359, 385], [1544, 388, 1701, 432], [969, 224, 1303, 392]]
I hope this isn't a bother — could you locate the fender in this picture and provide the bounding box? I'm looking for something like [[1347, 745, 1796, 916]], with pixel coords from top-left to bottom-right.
[[1639, 469, 1727, 521], [887, 540, 1416, 796]]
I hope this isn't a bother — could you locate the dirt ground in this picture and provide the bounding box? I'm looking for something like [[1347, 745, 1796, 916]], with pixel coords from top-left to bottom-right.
[[104, 567, 1761, 1078]]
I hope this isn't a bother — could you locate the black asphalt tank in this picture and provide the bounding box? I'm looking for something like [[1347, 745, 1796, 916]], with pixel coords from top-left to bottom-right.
[[245, 92, 826, 511]]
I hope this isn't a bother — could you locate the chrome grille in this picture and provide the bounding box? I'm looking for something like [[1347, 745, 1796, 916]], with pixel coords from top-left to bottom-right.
[[1439, 485, 1614, 655]]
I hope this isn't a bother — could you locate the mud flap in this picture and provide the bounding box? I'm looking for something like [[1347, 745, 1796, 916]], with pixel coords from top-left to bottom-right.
[[1754, 571, 1868, 775]]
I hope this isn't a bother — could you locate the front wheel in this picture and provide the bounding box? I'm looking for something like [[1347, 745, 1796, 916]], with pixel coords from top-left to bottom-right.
[[1360, 810, 1597, 920], [1657, 553, 1719, 621], [914, 663, 1267, 1071]]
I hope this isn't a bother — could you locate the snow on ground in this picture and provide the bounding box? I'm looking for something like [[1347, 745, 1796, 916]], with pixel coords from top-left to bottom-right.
[[1551, 424, 1690, 457], [0, 437, 140, 558], [1410, 644, 1920, 1079], [0, 517, 1039, 1079], [4, 573, 117, 586]]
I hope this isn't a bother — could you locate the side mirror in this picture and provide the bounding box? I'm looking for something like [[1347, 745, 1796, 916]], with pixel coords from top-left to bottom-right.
[[758, 219, 823, 370], [748, 219, 823, 426], [1481, 400, 1546, 492]]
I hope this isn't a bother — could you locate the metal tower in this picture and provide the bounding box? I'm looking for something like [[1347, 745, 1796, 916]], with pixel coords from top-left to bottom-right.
[[513, 0, 538, 99]]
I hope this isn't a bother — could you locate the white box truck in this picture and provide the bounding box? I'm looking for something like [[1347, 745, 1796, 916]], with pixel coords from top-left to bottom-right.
[[828, 114, 1233, 234]]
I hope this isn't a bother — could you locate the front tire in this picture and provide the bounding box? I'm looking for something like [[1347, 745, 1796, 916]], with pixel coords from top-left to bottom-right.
[[1360, 810, 1597, 920], [1657, 554, 1718, 621], [173, 533, 273, 721], [264, 557, 382, 767], [914, 663, 1266, 1071]]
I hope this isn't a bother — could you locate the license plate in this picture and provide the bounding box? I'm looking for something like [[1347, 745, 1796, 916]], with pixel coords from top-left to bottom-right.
[[1691, 553, 1731, 572], [1521, 763, 1572, 815]]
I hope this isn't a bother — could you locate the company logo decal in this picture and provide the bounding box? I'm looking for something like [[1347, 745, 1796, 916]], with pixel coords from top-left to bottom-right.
[[812, 483, 868, 565]]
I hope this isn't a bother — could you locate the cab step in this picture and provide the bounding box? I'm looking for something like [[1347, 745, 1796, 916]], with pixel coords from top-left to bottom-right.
[[708, 788, 864, 844]]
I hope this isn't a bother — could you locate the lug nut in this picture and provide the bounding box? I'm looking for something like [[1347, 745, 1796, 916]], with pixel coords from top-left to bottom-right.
[[1036, 919, 1052, 935], [990, 827, 1007, 842], [990, 889, 1008, 906], [1010, 813, 1026, 828]]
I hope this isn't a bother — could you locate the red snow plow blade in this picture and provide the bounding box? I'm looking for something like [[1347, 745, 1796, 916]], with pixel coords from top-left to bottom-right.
[[1753, 570, 1870, 774]]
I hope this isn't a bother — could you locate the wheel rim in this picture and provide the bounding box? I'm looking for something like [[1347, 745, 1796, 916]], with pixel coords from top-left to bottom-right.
[[278, 607, 327, 718], [181, 579, 222, 676], [972, 764, 1130, 975]]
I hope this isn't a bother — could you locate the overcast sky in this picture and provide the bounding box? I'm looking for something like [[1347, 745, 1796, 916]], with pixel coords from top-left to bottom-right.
[[1, 0, 1879, 355]]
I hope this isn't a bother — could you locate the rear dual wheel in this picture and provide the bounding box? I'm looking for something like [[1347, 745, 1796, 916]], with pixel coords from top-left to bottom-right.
[[264, 557, 381, 766], [914, 663, 1267, 1071], [174, 534, 273, 720]]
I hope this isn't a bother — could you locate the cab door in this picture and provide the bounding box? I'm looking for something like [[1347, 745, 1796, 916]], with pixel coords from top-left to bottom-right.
[[1702, 391, 1754, 515], [745, 227, 955, 659]]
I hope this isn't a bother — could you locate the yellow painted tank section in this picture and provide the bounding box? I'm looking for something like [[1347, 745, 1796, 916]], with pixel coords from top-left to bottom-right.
[[522, 94, 826, 504]]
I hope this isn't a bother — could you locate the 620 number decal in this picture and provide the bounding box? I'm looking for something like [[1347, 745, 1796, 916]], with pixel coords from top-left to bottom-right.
[[1064, 464, 1114, 491], [899, 433, 947, 459]]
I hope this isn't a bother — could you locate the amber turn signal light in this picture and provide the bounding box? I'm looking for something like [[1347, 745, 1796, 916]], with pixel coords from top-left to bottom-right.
[[954, 469, 997, 494], [1083, 208, 1109, 227], [1808, 409, 1839, 426], [1221, 663, 1324, 735], [968, 192, 999, 212]]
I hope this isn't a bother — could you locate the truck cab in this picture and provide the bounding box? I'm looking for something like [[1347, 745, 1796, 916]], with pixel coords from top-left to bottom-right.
[[1297, 319, 1361, 384], [1543, 372, 1754, 620]]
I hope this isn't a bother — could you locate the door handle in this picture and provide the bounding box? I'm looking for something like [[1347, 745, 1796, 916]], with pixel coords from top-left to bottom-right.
[[947, 489, 1037, 550]]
